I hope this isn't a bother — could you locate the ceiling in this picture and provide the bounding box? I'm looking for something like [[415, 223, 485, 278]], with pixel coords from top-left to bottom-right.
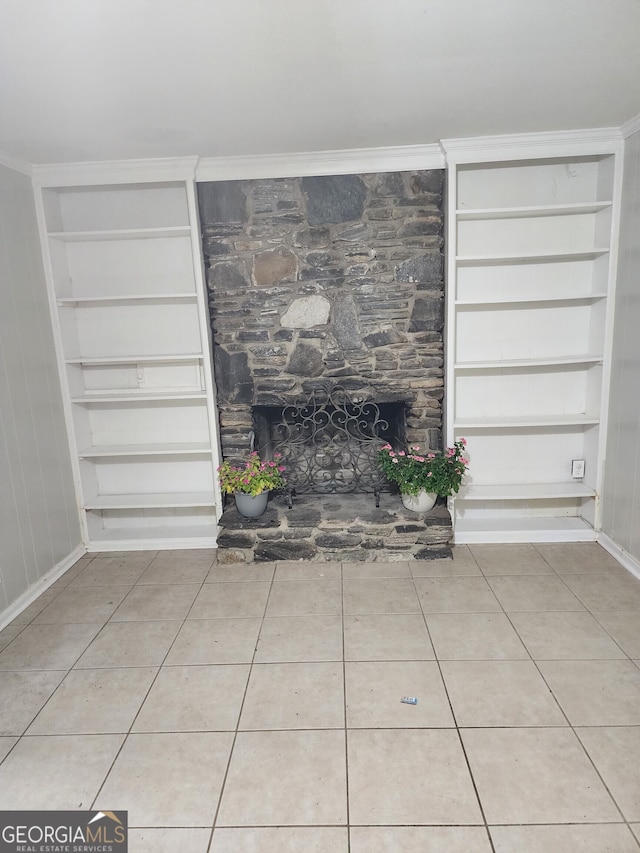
[[1, 0, 639, 166]]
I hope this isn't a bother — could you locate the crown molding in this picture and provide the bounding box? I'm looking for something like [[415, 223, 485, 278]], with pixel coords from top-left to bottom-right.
[[0, 149, 32, 177], [195, 144, 445, 182], [621, 112, 640, 139], [441, 127, 624, 164], [21, 124, 633, 187], [31, 156, 199, 187]]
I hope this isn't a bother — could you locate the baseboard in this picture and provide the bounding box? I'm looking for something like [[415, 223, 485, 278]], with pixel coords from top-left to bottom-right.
[[0, 544, 87, 632], [597, 532, 640, 580]]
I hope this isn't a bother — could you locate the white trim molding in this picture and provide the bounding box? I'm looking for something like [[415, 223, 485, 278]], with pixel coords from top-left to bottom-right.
[[598, 532, 640, 581], [621, 112, 640, 139], [7, 124, 638, 185], [32, 156, 199, 187], [0, 544, 86, 632], [442, 127, 624, 164], [22, 129, 633, 186], [196, 144, 445, 182], [29, 146, 445, 188], [0, 149, 32, 177]]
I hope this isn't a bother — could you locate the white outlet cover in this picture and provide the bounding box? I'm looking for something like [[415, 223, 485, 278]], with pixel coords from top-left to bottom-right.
[[571, 459, 586, 478]]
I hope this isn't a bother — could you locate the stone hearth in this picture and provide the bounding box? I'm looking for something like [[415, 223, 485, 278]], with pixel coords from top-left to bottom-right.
[[216, 493, 452, 563]]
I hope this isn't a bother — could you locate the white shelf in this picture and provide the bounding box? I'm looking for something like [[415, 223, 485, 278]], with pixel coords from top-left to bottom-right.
[[457, 483, 596, 501], [453, 515, 596, 544], [87, 524, 218, 551], [448, 151, 618, 543], [38, 178, 221, 552], [48, 226, 191, 242], [456, 202, 612, 220], [84, 492, 217, 509], [454, 414, 600, 429], [65, 353, 203, 365], [456, 249, 609, 265], [455, 293, 608, 308], [79, 443, 212, 458], [58, 293, 197, 306], [71, 390, 206, 403], [454, 354, 603, 371]]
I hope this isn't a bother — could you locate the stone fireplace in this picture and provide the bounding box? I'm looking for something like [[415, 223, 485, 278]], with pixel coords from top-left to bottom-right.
[[197, 169, 451, 561], [252, 384, 406, 502]]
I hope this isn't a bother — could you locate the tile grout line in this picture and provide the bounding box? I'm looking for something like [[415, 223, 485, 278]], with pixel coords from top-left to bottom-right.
[[423, 545, 640, 843], [0, 553, 133, 769], [474, 551, 577, 735], [542, 549, 640, 659], [0, 553, 155, 810], [3, 554, 164, 772], [205, 559, 279, 852], [551, 565, 640, 837], [340, 561, 351, 852], [410, 557, 497, 853], [88, 551, 219, 825], [3, 545, 640, 845], [526, 544, 635, 831], [477, 544, 635, 833]]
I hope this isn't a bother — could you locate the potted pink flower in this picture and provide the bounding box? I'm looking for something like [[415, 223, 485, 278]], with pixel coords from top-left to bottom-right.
[[377, 439, 469, 512], [218, 452, 286, 517]]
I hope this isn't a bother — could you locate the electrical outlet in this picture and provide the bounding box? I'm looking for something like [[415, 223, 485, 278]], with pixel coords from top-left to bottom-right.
[[571, 459, 585, 479]]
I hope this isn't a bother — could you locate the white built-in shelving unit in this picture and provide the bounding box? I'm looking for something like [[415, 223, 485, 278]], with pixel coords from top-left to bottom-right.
[[33, 163, 221, 551], [443, 133, 623, 543]]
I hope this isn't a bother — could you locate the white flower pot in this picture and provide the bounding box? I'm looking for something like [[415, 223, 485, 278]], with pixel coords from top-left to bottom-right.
[[234, 491, 269, 518], [401, 491, 437, 513]]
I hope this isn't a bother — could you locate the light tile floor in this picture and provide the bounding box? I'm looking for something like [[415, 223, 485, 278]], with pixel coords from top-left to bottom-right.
[[1, 544, 640, 851]]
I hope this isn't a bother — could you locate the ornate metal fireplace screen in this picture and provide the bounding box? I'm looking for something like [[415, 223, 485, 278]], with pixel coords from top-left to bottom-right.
[[252, 384, 406, 507]]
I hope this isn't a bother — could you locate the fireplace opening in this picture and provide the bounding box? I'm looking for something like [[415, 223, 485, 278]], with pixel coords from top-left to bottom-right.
[[251, 385, 407, 502]]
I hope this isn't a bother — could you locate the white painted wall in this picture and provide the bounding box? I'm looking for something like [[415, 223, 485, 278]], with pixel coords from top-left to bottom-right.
[[0, 162, 80, 617], [602, 129, 640, 562]]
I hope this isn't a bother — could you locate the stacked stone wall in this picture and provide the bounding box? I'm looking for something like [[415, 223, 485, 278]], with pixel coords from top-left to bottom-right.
[[198, 169, 445, 463]]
